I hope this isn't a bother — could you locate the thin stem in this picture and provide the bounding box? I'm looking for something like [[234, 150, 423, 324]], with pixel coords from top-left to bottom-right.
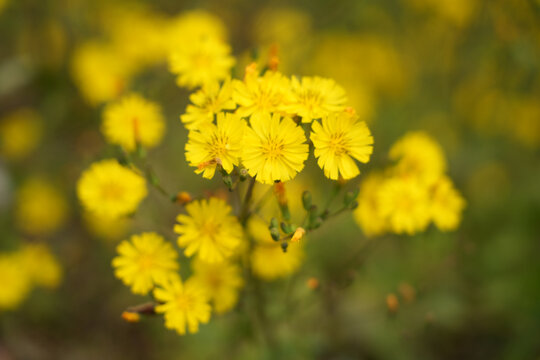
[[239, 177, 256, 225]]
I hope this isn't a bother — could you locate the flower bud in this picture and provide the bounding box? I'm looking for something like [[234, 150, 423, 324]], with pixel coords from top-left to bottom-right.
[[302, 191, 312, 210], [270, 227, 281, 241], [280, 241, 288, 253], [291, 227, 306, 242], [344, 188, 360, 206]]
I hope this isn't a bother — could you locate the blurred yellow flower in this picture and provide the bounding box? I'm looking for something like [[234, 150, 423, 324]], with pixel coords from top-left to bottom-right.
[[154, 276, 211, 335], [15, 178, 68, 236], [77, 159, 147, 219], [20, 243, 62, 289], [112, 232, 179, 295], [181, 80, 236, 130], [185, 112, 246, 179], [174, 198, 242, 263], [377, 176, 431, 235], [354, 173, 387, 237], [0, 253, 31, 311], [311, 112, 373, 180], [169, 37, 235, 89], [242, 113, 308, 184], [82, 211, 130, 242], [233, 70, 293, 121], [284, 76, 347, 122], [248, 218, 303, 281], [390, 131, 446, 185], [0, 109, 42, 161], [102, 94, 165, 151], [191, 258, 243, 314], [430, 176, 466, 231], [167, 10, 227, 49]]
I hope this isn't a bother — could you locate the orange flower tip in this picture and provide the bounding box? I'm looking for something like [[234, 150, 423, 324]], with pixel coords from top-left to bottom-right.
[[398, 283, 416, 303], [121, 311, 141, 323], [344, 107, 356, 116], [386, 293, 399, 313], [175, 191, 193, 205], [268, 44, 280, 71], [291, 227, 306, 242], [244, 62, 258, 80], [337, 176, 349, 186], [273, 182, 287, 205], [306, 277, 319, 290], [197, 159, 218, 171]]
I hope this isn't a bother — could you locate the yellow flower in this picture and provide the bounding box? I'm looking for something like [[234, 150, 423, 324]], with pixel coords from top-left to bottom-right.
[[311, 111, 374, 180], [248, 218, 303, 281], [15, 178, 68, 235], [353, 172, 387, 237], [191, 258, 243, 314], [242, 113, 308, 184], [377, 176, 431, 235], [174, 198, 242, 263], [185, 112, 246, 179], [166, 10, 227, 50], [169, 37, 235, 89], [0, 109, 42, 161], [83, 211, 131, 242], [181, 80, 236, 130], [0, 253, 31, 311], [284, 76, 347, 122], [70, 41, 133, 106], [154, 276, 211, 335], [19, 243, 63, 289], [112, 232, 179, 295], [390, 131, 446, 185], [77, 159, 147, 219], [233, 70, 293, 121], [430, 176, 466, 231], [102, 94, 165, 151]]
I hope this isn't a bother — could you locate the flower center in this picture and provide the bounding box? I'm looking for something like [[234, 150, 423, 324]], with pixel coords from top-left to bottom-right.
[[200, 220, 219, 238], [176, 293, 194, 311], [100, 181, 124, 201], [138, 254, 154, 270], [262, 139, 284, 159], [329, 134, 348, 156]]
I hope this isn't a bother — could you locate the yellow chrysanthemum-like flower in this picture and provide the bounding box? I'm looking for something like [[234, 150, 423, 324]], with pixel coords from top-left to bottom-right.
[[191, 258, 243, 314], [390, 131, 446, 185], [233, 70, 293, 121], [154, 276, 211, 335], [112, 232, 179, 295], [0, 254, 31, 311], [77, 159, 147, 219], [15, 178, 68, 235], [102, 94, 165, 151], [0, 109, 42, 161], [83, 211, 130, 242], [242, 113, 308, 184], [166, 10, 227, 50], [430, 176, 466, 231], [185, 112, 246, 179], [354, 173, 387, 237], [311, 112, 374, 180], [174, 198, 242, 263], [169, 37, 235, 89], [20, 243, 63, 289], [248, 218, 303, 281], [377, 176, 431, 235], [284, 76, 348, 122], [181, 80, 236, 130]]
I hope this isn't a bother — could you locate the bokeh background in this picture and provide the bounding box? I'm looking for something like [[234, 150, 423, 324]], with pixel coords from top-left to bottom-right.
[[1, 0, 540, 359]]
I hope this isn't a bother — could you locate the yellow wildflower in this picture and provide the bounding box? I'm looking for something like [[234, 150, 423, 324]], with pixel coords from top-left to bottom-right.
[[77, 159, 147, 219], [0, 109, 42, 161], [0, 254, 31, 311], [191, 258, 243, 314], [285, 76, 347, 122], [311, 111, 374, 180], [102, 94, 165, 151], [174, 198, 242, 263], [154, 276, 211, 335], [15, 178, 68, 235], [83, 211, 130, 242], [353, 172, 387, 237], [112, 232, 179, 295], [430, 176, 466, 231], [167, 10, 227, 49], [233, 70, 293, 121], [185, 112, 246, 179], [19, 243, 63, 289], [181, 80, 236, 130], [242, 113, 308, 184]]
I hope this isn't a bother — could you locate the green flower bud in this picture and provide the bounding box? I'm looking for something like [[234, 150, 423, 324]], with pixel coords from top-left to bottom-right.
[[302, 191, 312, 210]]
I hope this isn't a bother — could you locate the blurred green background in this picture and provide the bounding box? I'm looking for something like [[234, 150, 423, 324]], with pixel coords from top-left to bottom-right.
[[1, 0, 539, 359]]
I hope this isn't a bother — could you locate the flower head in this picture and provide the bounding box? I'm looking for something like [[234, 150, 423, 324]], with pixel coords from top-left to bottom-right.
[[174, 198, 242, 263], [77, 159, 147, 219], [353, 172, 387, 237], [180, 80, 236, 130], [430, 176, 466, 231], [0, 108, 42, 161], [185, 112, 246, 179], [154, 276, 211, 335], [311, 112, 373, 180], [0, 254, 31, 310], [102, 94, 165, 151], [19, 243, 63, 289], [190, 258, 243, 314], [233, 70, 293, 121], [112, 232, 179, 295], [285, 76, 347, 122], [242, 113, 308, 184], [169, 37, 235, 89]]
